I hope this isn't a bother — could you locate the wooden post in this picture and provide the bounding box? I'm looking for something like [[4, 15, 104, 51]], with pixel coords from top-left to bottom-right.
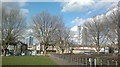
[[94, 58, 96, 67], [115, 61, 117, 67], [89, 58, 92, 66]]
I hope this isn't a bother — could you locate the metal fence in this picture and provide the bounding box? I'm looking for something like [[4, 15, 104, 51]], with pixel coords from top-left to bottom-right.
[[49, 54, 118, 67]]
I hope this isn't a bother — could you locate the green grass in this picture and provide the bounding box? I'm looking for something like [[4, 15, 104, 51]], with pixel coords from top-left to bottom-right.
[[2, 56, 57, 65]]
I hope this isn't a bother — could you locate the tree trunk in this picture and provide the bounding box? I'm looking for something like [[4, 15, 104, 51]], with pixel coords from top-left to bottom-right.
[[43, 50, 47, 56], [4, 50, 7, 56], [43, 45, 47, 56], [25, 45, 28, 55], [96, 47, 100, 54], [20, 46, 22, 56], [97, 31, 100, 54], [61, 49, 64, 54], [4, 49, 8, 56], [97, 51, 100, 54]]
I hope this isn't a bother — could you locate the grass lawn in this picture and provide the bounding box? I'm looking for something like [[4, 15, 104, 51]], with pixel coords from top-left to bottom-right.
[[2, 56, 57, 65]]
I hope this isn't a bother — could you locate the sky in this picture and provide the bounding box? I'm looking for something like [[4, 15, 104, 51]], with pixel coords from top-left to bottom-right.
[[2, 0, 119, 31], [17, 1, 119, 31], [2, 0, 119, 44], [21, 2, 115, 28]]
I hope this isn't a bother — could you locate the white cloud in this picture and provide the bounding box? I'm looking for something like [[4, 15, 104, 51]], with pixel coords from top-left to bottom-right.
[[61, 0, 95, 12], [90, 0, 119, 12], [20, 9, 29, 16], [70, 26, 78, 32], [2, 2, 27, 8], [70, 26, 79, 44], [100, 0, 119, 2], [71, 17, 85, 25], [1, 0, 119, 2], [61, 0, 119, 12], [20, 9, 29, 13], [2, 0, 28, 2]]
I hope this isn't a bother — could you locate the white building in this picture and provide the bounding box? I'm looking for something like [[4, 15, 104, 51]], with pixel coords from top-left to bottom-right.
[[78, 26, 88, 45]]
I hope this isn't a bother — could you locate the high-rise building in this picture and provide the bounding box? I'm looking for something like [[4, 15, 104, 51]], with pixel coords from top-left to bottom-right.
[[81, 27, 87, 45], [78, 26, 81, 44], [25, 36, 33, 46], [29, 36, 33, 45], [78, 26, 88, 45]]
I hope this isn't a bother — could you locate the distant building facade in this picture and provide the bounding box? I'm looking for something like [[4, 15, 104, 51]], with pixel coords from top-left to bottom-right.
[[25, 36, 33, 46], [29, 36, 33, 45], [78, 26, 88, 45]]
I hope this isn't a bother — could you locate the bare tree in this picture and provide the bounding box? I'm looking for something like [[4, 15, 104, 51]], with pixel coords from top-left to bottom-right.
[[83, 5, 120, 54], [83, 15, 110, 54], [32, 12, 67, 55], [105, 4, 120, 54], [53, 26, 71, 54], [1, 7, 26, 56]]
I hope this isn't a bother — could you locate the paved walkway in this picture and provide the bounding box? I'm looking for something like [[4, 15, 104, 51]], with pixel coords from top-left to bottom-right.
[[49, 55, 73, 65]]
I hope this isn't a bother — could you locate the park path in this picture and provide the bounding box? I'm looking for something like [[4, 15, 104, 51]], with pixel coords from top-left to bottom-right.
[[48, 55, 73, 65]]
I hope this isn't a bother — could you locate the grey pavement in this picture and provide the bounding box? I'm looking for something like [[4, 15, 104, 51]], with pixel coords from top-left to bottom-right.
[[49, 55, 73, 65]]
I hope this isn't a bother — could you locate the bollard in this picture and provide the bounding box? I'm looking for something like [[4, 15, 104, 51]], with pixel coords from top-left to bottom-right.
[[89, 58, 92, 66], [94, 58, 96, 67], [89, 58, 92, 67]]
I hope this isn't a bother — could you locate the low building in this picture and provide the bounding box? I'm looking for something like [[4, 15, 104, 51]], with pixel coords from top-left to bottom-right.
[[6, 41, 28, 56]]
